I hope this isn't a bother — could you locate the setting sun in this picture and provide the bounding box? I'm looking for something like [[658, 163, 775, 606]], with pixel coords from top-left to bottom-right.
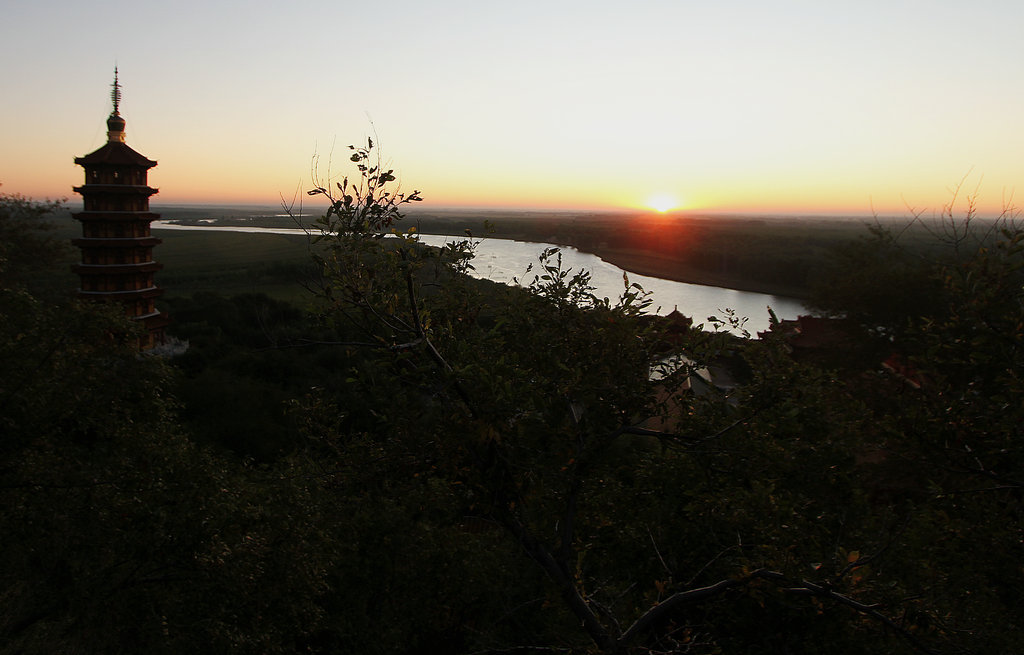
[[2, 2, 1023, 218], [646, 193, 679, 213]]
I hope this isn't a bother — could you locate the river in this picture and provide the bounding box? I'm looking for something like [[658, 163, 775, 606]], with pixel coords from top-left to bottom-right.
[[152, 222, 807, 335]]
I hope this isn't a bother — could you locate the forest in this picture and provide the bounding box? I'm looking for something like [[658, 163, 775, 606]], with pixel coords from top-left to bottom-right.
[[1, 147, 1023, 655]]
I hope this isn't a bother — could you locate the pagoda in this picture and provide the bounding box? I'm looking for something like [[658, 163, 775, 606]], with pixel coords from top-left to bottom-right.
[[73, 69, 168, 349]]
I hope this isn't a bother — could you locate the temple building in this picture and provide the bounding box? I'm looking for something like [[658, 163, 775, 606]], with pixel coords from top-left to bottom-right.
[[72, 69, 168, 349]]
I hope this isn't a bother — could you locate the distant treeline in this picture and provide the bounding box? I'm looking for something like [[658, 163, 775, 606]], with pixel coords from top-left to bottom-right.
[[140, 205, 1011, 299], [402, 211, 931, 298]]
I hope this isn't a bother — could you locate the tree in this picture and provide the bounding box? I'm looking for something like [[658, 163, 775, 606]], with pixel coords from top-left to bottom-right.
[[800, 198, 1024, 653], [289, 145, 960, 654], [0, 192, 335, 654], [0, 187, 70, 297]]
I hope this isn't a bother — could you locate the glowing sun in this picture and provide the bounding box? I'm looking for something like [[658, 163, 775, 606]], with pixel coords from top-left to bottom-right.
[[646, 193, 679, 213]]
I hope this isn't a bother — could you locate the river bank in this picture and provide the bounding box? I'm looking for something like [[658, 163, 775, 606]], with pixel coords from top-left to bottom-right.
[[145, 204, 877, 301], [401, 209, 874, 301], [549, 245, 811, 299]]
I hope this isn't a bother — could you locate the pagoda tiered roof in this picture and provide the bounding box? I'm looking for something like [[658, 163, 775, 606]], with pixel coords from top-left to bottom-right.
[[74, 141, 157, 168]]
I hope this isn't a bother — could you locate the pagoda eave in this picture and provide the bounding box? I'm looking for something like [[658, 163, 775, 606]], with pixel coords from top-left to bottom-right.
[[72, 262, 164, 275], [72, 211, 161, 222], [77, 287, 165, 301], [74, 143, 157, 169], [72, 237, 163, 248], [73, 184, 158, 196], [139, 312, 171, 330]]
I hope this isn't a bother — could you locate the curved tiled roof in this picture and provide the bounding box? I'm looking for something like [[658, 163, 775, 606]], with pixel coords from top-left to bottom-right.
[[75, 141, 157, 168]]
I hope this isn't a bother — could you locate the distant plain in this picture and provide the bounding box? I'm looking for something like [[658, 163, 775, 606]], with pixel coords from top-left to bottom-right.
[[51, 203, 985, 305]]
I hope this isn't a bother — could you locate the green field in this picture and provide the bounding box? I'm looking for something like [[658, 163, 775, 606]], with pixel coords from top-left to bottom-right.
[[49, 212, 317, 304], [154, 229, 315, 303], [51, 204, 1002, 306]]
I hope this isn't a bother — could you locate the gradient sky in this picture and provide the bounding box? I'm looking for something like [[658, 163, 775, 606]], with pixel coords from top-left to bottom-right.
[[2, 0, 1023, 216]]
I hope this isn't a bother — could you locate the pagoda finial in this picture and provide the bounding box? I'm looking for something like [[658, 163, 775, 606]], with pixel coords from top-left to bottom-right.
[[106, 67, 127, 143], [111, 66, 122, 116]]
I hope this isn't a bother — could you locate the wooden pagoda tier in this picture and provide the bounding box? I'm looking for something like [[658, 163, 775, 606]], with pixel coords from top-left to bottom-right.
[[72, 71, 168, 349]]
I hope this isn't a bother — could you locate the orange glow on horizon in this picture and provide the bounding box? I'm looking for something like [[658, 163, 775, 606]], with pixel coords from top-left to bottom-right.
[[9, 156, 1014, 220], [645, 193, 680, 213]]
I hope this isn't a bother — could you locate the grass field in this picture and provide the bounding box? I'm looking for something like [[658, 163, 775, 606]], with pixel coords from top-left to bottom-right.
[[49, 203, 1000, 307], [154, 229, 315, 303], [48, 211, 317, 304]]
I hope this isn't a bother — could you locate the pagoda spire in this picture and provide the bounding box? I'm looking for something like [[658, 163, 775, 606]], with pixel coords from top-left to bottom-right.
[[111, 66, 122, 116], [106, 67, 126, 143]]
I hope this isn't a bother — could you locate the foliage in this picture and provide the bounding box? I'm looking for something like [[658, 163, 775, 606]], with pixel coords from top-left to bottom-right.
[[803, 201, 1024, 652], [291, 144, 996, 654], [165, 291, 350, 459], [0, 194, 334, 653], [0, 187, 70, 297], [808, 224, 947, 340], [5, 165, 1024, 654]]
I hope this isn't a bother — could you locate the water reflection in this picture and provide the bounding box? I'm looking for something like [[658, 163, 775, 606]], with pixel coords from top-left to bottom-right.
[[152, 222, 807, 335], [417, 235, 806, 335]]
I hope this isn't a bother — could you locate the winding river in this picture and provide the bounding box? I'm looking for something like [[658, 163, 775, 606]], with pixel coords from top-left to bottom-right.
[[153, 222, 807, 335]]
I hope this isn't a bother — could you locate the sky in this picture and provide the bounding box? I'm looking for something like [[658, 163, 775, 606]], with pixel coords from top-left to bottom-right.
[[2, 0, 1023, 216]]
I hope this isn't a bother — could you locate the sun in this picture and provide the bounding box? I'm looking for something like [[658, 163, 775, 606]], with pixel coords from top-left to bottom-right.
[[646, 193, 679, 213]]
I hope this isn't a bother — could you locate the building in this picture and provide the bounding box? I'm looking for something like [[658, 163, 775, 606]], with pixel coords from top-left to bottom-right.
[[72, 69, 168, 349]]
